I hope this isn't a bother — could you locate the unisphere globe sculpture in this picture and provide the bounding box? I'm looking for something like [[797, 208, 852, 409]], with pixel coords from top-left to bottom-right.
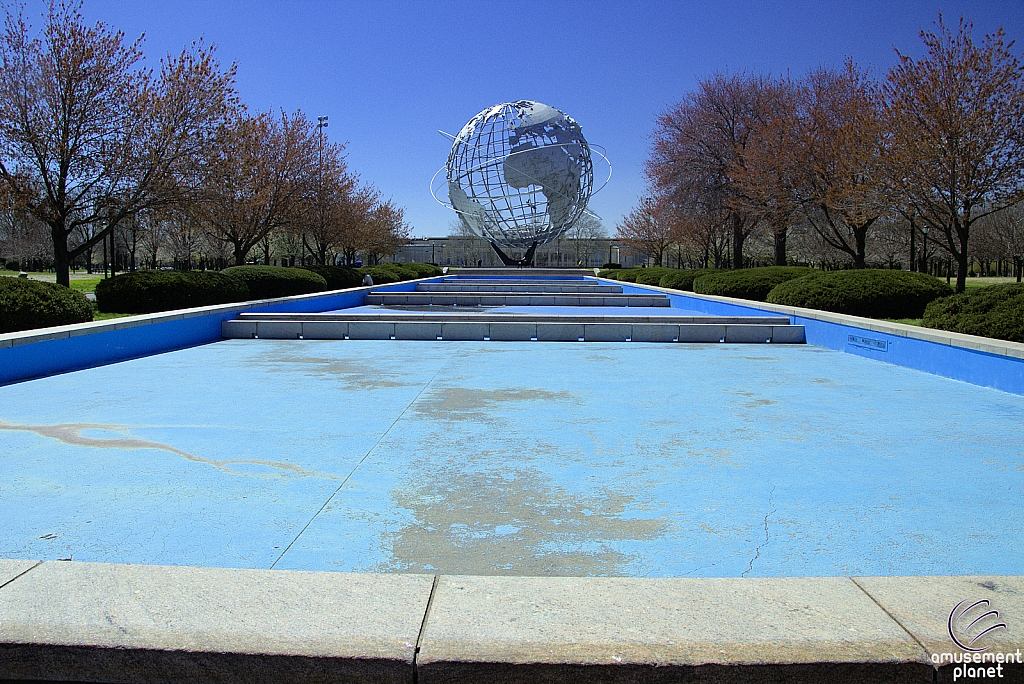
[[436, 101, 606, 264]]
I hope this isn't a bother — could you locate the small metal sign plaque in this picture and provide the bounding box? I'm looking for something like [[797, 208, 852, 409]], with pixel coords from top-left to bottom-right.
[[848, 334, 888, 352]]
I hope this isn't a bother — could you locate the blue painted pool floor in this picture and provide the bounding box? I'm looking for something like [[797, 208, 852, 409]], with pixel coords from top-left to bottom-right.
[[1, 340, 1021, 577]]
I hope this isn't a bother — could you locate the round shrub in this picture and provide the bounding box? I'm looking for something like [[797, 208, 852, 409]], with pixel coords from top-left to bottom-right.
[[221, 265, 327, 299], [634, 267, 676, 286], [659, 269, 719, 291], [401, 262, 443, 277], [1, 277, 93, 332], [300, 265, 364, 290], [96, 270, 250, 314], [611, 269, 643, 283], [596, 268, 618, 279], [358, 266, 403, 284], [693, 266, 814, 301], [766, 269, 953, 319], [378, 263, 422, 280], [922, 283, 1024, 343], [601, 262, 622, 269]]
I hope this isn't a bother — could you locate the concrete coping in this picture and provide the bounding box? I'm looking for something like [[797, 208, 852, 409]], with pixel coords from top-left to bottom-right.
[[0, 280, 419, 350], [618, 279, 1024, 361], [1, 559, 1021, 684]]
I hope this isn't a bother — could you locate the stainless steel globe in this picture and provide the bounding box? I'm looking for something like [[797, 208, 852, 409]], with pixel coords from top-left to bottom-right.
[[443, 101, 596, 251]]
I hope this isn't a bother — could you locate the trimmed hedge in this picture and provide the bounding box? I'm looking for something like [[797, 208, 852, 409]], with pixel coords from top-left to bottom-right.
[[95, 270, 250, 314], [400, 262, 444, 278], [377, 263, 421, 279], [358, 265, 402, 284], [693, 267, 814, 301], [634, 267, 677, 286], [766, 269, 954, 319], [659, 269, 719, 292], [922, 283, 1024, 343], [1, 277, 93, 332], [221, 266, 327, 299], [300, 265, 364, 290], [301, 262, 440, 289], [610, 269, 642, 283]]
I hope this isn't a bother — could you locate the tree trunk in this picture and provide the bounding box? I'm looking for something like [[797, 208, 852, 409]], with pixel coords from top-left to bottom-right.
[[854, 230, 867, 269], [955, 251, 968, 293], [233, 243, 247, 267], [52, 224, 70, 287], [909, 228, 916, 272], [774, 229, 787, 266], [731, 213, 744, 269]]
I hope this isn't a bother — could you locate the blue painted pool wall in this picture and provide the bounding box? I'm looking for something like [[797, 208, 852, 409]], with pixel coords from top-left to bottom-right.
[[635, 285, 1024, 396], [0, 281, 432, 386]]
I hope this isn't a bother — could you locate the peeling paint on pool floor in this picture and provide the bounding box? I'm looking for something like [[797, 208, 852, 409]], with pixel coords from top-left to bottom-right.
[[1, 339, 1022, 577]]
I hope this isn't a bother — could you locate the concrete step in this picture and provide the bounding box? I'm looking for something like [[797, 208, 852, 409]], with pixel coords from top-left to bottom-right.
[[222, 319, 805, 343], [364, 292, 671, 307], [445, 267, 589, 276], [437, 279, 589, 286], [417, 284, 623, 294], [237, 312, 793, 325]]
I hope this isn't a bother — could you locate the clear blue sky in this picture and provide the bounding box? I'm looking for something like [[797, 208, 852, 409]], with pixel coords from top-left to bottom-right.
[[72, 0, 1023, 237]]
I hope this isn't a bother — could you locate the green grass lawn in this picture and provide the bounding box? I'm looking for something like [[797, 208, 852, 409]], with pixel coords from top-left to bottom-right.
[[964, 277, 1019, 289], [70, 278, 103, 293], [2, 271, 105, 291], [92, 310, 135, 321]]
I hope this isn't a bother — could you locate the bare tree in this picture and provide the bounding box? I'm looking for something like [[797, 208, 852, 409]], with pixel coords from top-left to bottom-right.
[[648, 72, 776, 268], [139, 211, 168, 270], [0, 2, 237, 286], [361, 199, 409, 265], [988, 203, 1024, 281], [616, 197, 679, 266], [198, 110, 317, 265], [564, 214, 606, 267], [166, 210, 202, 269], [0, 203, 48, 268], [739, 63, 885, 269], [334, 185, 382, 266], [797, 62, 886, 269], [884, 14, 1024, 292], [292, 135, 364, 265]]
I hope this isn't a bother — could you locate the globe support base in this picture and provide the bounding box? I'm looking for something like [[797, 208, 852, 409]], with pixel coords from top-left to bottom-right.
[[489, 240, 539, 268]]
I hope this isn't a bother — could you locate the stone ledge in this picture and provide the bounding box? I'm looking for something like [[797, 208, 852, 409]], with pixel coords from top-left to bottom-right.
[[0, 561, 1021, 684], [0, 560, 38, 589], [416, 576, 931, 683], [854, 576, 1024, 684], [0, 561, 432, 684]]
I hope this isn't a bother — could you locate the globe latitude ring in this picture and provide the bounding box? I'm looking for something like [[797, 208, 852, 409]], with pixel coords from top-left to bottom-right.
[[431, 100, 611, 261]]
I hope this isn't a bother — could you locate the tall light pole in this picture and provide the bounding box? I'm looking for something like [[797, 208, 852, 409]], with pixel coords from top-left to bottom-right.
[[306, 115, 328, 266]]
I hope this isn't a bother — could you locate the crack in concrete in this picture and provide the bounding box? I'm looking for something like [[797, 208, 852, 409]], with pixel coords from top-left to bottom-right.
[[742, 485, 777, 577]]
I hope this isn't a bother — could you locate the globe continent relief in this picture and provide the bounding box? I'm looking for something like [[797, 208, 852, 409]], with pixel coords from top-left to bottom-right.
[[446, 101, 595, 250]]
